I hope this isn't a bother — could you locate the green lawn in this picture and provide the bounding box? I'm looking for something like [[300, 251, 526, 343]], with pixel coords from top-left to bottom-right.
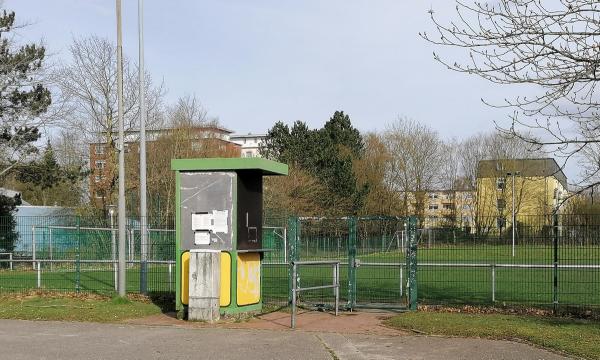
[[0, 294, 162, 322], [1, 245, 598, 312], [385, 311, 600, 360], [0, 265, 174, 294], [262, 245, 600, 310]]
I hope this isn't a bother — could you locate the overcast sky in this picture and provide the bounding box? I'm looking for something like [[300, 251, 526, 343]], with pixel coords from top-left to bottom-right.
[[6, 0, 529, 137]]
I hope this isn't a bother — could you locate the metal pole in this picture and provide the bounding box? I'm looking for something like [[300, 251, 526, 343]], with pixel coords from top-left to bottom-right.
[[334, 262, 339, 316], [9, 253, 12, 271], [76, 216, 81, 292], [138, 0, 148, 295], [491, 264, 496, 302], [37, 261, 41, 288], [399, 266, 403, 298], [291, 262, 297, 329], [116, 0, 127, 297], [512, 173, 515, 257], [553, 213, 559, 314], [32, 225, 36, 270], [110, 210, 117, 291], [168, 262, 172, 292], [49, 227, 53, 272], [283, 227, 287, 263]]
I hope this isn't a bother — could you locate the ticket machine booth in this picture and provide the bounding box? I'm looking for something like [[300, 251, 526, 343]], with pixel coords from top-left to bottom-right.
[[172, 158, 288, 320]]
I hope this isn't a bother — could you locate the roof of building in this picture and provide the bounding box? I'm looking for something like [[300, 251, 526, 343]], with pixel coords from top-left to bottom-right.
[[0, 188, 31, 206], [171, 157, 288, 176], [230, 133, 266, 139], [477, 158, 567, 188], [93, 125, 234, 139]]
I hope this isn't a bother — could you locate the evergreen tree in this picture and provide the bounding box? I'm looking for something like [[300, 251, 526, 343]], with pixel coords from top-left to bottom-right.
[[0, 8, 51, 254], [261, 111, 367, 214], [15, 141, 86, 206]]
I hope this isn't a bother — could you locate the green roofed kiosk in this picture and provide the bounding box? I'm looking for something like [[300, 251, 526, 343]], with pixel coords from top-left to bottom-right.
[[171, 158, 288, 321]]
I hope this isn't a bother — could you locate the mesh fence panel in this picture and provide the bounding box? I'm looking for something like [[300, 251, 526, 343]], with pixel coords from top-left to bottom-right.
[[0, 216, 175, 295]]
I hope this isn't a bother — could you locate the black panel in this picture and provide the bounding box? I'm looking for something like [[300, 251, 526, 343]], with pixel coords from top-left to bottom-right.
[[236, 170, 263, 250]]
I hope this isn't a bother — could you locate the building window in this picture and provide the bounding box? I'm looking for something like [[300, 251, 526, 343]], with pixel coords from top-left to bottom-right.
[[428, 204, 438, 210], [94, 175, 102, 183], [463, 204, 471, 210], [496, 178, 505, 190], [95, 144, 106, 155], [443, 204, 453, 210], [428, 193, 438, 199], [95, 190, 105, 199], [95, 160, 106, 171], [497, 198, 506, 210], [245, 151, 253, 158]]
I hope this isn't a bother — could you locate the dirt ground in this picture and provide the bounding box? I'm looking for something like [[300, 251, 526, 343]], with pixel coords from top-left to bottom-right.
[[126, 309, 404, 336]]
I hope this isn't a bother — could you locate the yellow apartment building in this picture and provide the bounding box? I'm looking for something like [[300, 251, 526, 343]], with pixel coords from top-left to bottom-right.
[[475, 158, 568, 230]]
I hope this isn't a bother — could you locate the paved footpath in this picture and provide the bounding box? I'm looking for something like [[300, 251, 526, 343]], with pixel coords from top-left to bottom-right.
[[0, 318, 569, 360]]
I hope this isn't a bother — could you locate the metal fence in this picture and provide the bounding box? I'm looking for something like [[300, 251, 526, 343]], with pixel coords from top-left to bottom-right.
[[416, 214, 600, 314], [261, 216, 417, 310], [0, 216, 175, 294], [2, 213, 598, 315]]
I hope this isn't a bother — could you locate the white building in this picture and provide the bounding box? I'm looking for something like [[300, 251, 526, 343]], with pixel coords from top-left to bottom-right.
[[230, 133, 266, 158]]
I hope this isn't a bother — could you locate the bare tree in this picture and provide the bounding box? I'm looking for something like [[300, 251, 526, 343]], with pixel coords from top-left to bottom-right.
[[353, 133, 402, 216], [53, 35, 164, 144], [126, 96, 237, 220], [422, 0, 600, 190], [383, 118, 445, 218], [53, 36, 164, 205]]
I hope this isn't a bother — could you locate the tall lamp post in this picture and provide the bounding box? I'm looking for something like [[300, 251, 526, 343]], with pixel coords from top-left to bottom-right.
[[507, 171, 521, 257], [138, 0, 148, 295], [116, 0, 127, 297]]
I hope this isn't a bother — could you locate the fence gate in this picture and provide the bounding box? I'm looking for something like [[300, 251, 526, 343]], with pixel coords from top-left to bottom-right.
[[285, 216, 417, 310]]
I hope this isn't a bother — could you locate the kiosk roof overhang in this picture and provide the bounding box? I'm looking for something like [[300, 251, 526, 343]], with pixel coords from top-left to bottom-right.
[[171, 157, 288, 176]]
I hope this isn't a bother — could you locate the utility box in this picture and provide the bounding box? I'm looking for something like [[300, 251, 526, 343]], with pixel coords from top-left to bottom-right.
[[172, 158, 288, 318]]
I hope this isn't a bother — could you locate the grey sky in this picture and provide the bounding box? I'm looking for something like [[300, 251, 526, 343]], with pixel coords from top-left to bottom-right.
[[6, 0, 523, 136]]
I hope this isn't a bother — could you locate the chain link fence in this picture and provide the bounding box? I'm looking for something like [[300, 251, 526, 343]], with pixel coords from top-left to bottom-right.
[[0, 216, 175, 295], [416, 214, 600, 314]]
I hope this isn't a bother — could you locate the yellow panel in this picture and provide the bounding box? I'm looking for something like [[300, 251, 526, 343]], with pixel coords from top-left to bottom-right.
[[180, 251, 190, 305], [220, 252, 231, 307], [237, 252, 261, 306]]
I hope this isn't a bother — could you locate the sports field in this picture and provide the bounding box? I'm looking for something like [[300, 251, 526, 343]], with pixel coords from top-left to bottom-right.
[[263, 244, 600, 309], [0, 265, 174, 294], [0, 245, 598, 311]]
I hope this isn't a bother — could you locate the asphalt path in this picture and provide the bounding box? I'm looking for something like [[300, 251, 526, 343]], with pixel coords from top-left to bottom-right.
[[0, 319, 569, 360]]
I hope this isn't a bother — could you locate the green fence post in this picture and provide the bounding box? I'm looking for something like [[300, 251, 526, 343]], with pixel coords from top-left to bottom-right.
[[407, 216, 418, 311], [553, 213, 559, 315], [348, 216, 357, 310], [76, 216, 81, 293], [287, 216, 299, 305]]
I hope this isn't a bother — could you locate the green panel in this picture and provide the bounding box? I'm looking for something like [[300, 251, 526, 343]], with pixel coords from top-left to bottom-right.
[[171, 157, 288, 176], [175, 172, 182, 312], [348, 217, 357, 309], [407, 216, 418, 311]]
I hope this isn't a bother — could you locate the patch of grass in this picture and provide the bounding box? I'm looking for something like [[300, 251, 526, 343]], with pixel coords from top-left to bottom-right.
[[0, 293, 162, 322], [385, 311, 600, 359]]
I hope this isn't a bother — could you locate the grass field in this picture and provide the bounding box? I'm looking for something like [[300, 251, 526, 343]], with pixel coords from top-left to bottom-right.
[[385, 311, 600, 360], [0, 265, 174, 294], [263, 244, 600, 310], [0, 244, 598, 312]]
